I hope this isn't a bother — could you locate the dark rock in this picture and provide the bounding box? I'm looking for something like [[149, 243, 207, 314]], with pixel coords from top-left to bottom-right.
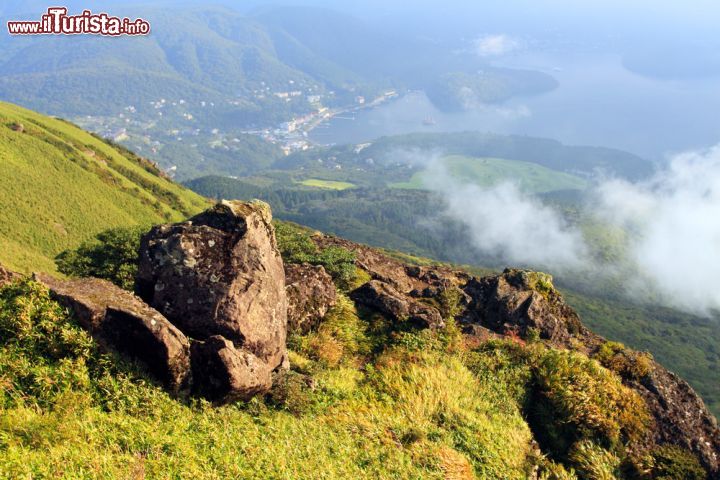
[[313, 234, 469, 294], [351, 280, 444, 329], [462, 268, 720, 475], [190, 335, 272, 403], [34, 273, 191, 392], [630, 363, 720, 475], [135, 200, 288, 370], [0, 264, 19, 288], [462, 269, 599, 350], [462, 324, 502, 341], [285, 263, 337, 334]]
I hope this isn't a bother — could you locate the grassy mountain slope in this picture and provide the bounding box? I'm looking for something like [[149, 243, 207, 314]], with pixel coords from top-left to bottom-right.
[[0, 102, 207, 273], [0, 224, 708, 478], [0, 109, 714, 477], [0, 277, 540, 478]]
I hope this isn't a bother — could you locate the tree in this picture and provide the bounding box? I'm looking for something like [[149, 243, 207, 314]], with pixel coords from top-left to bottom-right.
[[55, 226, 146, 290]]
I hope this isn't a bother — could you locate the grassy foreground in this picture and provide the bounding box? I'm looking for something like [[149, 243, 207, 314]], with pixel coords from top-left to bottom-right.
[[1, 270, 685, 479], [0, 280, 534, 479]]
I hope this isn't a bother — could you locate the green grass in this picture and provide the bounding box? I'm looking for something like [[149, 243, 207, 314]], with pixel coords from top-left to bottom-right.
[[391, 155, 588, 193], [0, 236, 707, 479], [0, 278, 676, 479], [0, 280, 535, 479], [564, 290, 720, 417], [299, 179, 356, 190], [0, 102, 208, 274]]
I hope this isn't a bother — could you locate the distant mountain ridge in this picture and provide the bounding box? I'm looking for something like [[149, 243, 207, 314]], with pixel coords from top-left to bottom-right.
[[0, 6, 382, 118], [0, 4, 565, 180]]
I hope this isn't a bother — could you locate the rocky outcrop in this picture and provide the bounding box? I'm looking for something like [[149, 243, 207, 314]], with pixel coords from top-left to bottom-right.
[[34, 273, 191, 392], [351, 280, 444, 329], [316, 236, 720, 475], [313, 234, 469, 294], [630, 364, 720, 475], [314, 235, 469, 330], [0, 263, 19, 287], [190, 335, 273, 403], [459, 268, 719, 475], [136, 200, 288, 371], [462, 269, 601, 350], [285, 263, 336, 334]]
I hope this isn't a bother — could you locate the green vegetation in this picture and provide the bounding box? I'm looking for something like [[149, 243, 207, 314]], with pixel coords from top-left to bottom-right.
[[531, 348, 650, 457], [188, 172, 720, 418], [565, 291, 720, 416], [2, 276, 686, 479], [362, 132, 652, 181], [0, 102, 207, 274], [299, 179, 356, 190], [275, 222, 360, 291], [0, 279, 535, 478], [465, 341, 657, 477], [273, 132, 652, 185], [593, 341, 653, 382], [566, 441, 621, 480], [55, 226, 146, 291], [391, 156, 587, 193], [647, 445, 706, 480]]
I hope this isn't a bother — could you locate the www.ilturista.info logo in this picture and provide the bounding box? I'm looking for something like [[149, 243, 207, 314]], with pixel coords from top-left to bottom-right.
[[7, 7, 150, 36]]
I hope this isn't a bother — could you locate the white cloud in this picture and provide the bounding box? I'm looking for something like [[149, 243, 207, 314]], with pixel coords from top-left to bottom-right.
[[597, 145, 720, 314], [423, 159, 588, 270], [474, 34, 521, 57], [414, 144, 720, 316]]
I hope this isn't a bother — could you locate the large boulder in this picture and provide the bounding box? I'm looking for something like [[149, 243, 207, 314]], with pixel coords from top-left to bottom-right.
[[285, 263, 336, 334], [190, 335, 273, 403], [34, 274, 191, 392], [135, 200, 288, 370]]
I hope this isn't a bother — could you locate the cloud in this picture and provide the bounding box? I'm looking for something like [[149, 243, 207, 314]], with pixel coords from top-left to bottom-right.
[[422, 159, 588, 270], [474, 34, 521, 57], [597, 145, 720, 314], [414, 145, 720, 316]]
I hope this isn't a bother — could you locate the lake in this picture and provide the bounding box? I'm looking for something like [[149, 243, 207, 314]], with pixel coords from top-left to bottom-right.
[[308, 53, 720, 161]]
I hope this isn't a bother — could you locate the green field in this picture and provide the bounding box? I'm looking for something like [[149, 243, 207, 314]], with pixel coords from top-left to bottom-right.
[[0, 102, 208, 274], [391, 155, 588, 193], [300, 179, 357, 190]]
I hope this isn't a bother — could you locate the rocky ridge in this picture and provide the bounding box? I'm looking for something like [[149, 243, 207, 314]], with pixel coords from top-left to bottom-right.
[[2, 203, 717, 475], [312, 233, 720, 476]]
